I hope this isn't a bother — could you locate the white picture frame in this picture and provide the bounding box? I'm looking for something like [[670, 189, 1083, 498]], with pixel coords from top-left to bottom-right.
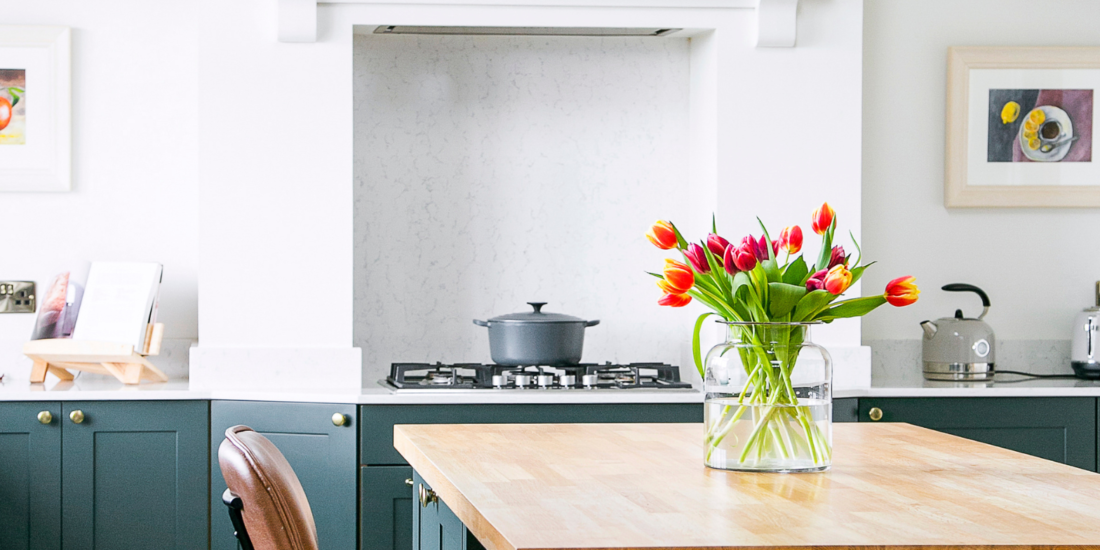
[[946, 47, 1100, 208], [0, 26, 70, 192]]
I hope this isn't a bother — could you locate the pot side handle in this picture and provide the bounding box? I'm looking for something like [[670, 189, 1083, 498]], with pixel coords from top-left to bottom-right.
[[473, 319, 489, 327], [586, 320, 601, 327]]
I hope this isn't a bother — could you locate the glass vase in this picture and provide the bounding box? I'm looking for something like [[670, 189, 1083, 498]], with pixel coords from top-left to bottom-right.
[[703, 322, 833, 473]]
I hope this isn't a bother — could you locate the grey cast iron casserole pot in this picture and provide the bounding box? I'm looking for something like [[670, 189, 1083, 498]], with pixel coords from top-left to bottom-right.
[[473, 302, 600, 366]]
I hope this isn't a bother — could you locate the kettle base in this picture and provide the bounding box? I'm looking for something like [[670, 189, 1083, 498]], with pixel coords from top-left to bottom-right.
[[1072, 361, 1100, 380], [922, 361, 995, 381]]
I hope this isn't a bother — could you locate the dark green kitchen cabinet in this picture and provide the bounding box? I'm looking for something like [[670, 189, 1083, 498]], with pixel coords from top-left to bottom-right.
[[411, 471, 483, 550], [211, 401, 358, 550], [859, 397, 1097, 471], [360, 403, 702, 465], [833, 398, 858, 423], [0, 402, 62, 550], [61, 400, 209, 550], [361, 466, 414, 550]]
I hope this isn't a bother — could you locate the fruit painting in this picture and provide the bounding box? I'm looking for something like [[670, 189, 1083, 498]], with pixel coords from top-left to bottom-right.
[[988, 88, 1092, 163], [0, 68, 25, 145]]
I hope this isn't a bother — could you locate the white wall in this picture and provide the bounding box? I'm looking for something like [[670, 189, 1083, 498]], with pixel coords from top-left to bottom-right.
[[0, 1, 198, 377], [862, 0, 1100, 342]]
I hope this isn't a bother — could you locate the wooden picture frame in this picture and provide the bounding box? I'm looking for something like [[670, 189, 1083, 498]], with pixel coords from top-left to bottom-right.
[[945, 47, 1100, 207], [0, 26, 71, 192]]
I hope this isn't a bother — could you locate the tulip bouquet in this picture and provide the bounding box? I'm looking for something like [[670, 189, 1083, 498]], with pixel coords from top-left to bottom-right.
[[646, 203, 918, 470]]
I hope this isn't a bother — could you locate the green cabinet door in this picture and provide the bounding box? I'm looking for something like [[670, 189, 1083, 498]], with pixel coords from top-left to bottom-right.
[[411, 471, 481, 550], [859, 397, 1097, 471], [361, 466, 414, 550], [833, 398, 858, 423], [211, 401, 358, 550], [61, 400, 209, 550], [0, 402, 62, 550]]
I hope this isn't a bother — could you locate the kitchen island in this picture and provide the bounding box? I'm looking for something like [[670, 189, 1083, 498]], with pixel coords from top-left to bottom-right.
[[395, 422, 1100, 550]]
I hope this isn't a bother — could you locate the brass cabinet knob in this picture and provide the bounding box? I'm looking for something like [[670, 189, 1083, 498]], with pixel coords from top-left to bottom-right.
[[69, 410, 85, 424], [331, 413, 349, 427], [418, 484, 437, 507], [868, 407, 883, 422], [405, 478, 414, 487], [37, 411, 53, 425]]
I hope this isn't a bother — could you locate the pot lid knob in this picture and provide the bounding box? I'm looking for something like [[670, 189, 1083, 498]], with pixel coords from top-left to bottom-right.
[[527, 302, 547, 313]]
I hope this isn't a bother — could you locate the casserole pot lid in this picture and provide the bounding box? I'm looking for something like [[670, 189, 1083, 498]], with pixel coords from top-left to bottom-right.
[[488, 302, 586, 323]]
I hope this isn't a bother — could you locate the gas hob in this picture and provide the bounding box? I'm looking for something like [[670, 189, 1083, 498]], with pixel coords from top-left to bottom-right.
[[385, 362, 692, 391]]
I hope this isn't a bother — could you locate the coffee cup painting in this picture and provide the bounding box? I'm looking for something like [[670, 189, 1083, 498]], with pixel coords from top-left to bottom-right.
[[0, 69, 26, 145], [988, 89, 1093, 163]]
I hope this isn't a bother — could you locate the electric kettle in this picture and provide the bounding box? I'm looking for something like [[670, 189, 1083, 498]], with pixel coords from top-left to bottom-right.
[[920, 284, 996, 381], [1071, 282, 1100, 379]]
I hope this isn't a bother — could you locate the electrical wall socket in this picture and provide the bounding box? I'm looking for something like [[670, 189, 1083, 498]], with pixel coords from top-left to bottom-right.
[[0, 281, 36, 313]]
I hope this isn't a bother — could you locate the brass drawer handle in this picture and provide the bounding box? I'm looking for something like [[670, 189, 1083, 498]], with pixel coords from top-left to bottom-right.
[[418, 484, 437, 507], [69, 410, 85, 424], [405, 478, 414, 487], [868, 407, 883, 422], [332, 413, 350, 427], [37, 411, 53, 425]]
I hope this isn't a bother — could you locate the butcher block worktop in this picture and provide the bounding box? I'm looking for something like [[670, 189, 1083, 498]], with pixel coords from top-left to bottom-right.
[[394, 422, 1100, 550]]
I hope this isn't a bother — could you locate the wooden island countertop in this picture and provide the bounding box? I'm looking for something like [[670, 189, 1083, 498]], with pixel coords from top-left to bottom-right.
[[394, 422, 1100, 550]]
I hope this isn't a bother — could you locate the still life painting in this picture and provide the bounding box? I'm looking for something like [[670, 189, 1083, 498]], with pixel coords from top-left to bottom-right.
[[987, 89, 1092, 163], [0, 68, 25, 145]]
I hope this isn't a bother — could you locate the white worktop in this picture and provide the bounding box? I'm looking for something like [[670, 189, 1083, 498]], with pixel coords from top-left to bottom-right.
[[3, 374, 1100, 403]]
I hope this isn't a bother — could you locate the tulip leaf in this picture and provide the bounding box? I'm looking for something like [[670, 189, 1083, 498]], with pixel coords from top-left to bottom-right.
[[767, 283, 807, 317], [782, 256, 808, 286], [761, 259, 781, 284], [670, 221, 689, 250], [815, 224, 834, 271], [816, 295, 887, 321], [849, 261, 875, 286], [711, 213, 717, 234], [849, 230, 862, 267], [793, 290, 833, 322], [692, 312, 715, 379], [757, 217, 776, 262], [646, 271, 663, 279]]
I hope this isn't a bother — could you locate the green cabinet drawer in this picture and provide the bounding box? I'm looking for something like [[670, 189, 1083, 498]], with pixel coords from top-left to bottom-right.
[[360, 403, 702, 465], [0, 402, 62, 550], [61, 400, 209, 549], [859, 397, 1096, 471], [211, 401, 358, 550]]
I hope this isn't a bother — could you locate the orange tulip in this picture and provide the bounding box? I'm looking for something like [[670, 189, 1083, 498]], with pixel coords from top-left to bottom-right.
[[656, 279, 681, 295], [646, 220, 678, 250], [884, 276, 919, 306], [811, 202, 836, 235], [658, 293, 692, 307], [823, 264, 852, 295], [662, 259, 695, 293], [777, 225, 803, 254]]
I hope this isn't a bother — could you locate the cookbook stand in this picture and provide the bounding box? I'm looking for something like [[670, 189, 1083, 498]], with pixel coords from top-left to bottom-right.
[[24, 323, 168, 385]]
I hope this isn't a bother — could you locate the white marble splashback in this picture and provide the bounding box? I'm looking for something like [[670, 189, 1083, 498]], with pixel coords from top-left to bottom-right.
[[869, 339, 1075, 386], [353, 34, 693, 382]]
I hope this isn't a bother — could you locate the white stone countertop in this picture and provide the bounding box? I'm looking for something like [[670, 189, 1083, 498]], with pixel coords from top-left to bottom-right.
[[4, 374, 1100, 403]]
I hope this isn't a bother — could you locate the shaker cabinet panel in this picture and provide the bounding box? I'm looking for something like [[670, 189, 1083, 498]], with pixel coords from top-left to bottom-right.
[[0, 402, 62, 550], [859, 397, 1096, 471], [211, 401, 358, 550], [60, 400, 209, 550], [361, 466, 414, 550]]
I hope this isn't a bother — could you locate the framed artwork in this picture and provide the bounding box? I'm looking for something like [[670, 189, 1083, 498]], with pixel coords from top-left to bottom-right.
[[945, 47, 1100, 207], [0, 26, 70, 192]]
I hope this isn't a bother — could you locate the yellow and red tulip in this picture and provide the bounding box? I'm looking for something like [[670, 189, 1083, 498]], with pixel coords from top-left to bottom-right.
[[646, 220, 678, 250], [662, 259, 695, 293], [684, 244, 710, 274], [884, 276, 920, 306], [658, 293, 692, 307], [823, 265, 853, 295], [811, 202, 835, 235], [777, 226, 803, 254]]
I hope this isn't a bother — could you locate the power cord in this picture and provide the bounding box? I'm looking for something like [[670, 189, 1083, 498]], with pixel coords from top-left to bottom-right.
[[996, 370, 1079, 379]]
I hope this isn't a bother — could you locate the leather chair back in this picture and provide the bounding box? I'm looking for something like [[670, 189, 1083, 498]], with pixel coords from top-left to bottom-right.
[[218, 425, 319, 550]]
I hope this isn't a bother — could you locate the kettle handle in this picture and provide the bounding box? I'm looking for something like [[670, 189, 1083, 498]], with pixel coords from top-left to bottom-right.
[[942, 284, 990, 320]]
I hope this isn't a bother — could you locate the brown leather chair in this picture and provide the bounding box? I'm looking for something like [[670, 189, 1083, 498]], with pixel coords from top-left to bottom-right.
[[218, 425, 319, 550]]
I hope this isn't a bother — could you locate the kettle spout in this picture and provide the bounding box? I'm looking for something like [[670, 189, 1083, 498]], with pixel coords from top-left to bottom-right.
[[920, 320, 937, 339]]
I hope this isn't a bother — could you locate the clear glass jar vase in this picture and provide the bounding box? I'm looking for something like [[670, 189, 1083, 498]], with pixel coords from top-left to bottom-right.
[[703, 322, 833, 473]]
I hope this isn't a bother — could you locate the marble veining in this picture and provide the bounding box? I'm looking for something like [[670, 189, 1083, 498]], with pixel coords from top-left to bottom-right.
[[353, 35, 693, 382]]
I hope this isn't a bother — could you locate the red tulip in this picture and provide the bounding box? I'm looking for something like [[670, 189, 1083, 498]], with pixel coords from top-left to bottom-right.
[[722, 244, 739, 275], [812, 202, 836, 235], [662, 259, 695, 293], [658, 293, 692, 307], [828, 246, 848, 268], [706, 234, 730, 258], [684, 243, 710, 274], [742, 235, 774, 262], [777, 226, 803, 254], [646, 220, 678, 250], [885, 276, 920, 306], [823, 265, 853, 295], [730, 243, 758, 272], [805, 269, 828, 291]]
